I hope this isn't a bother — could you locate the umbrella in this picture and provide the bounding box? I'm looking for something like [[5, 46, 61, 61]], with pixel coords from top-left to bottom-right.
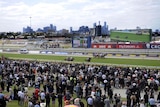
[[64, 104, 78, 107]]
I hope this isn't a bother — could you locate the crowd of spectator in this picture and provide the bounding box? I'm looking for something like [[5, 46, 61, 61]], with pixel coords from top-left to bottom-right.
[[0, 56, 160, 107]]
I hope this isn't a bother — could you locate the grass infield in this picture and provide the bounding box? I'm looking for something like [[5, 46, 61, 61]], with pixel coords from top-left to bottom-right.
[[0, 53, 160, 68], [110, 31, 150, 42]]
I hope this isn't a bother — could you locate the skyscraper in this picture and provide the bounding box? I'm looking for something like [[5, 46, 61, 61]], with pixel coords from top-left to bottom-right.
[[94, 21, 109, 36], [101, 21, 109, 35]]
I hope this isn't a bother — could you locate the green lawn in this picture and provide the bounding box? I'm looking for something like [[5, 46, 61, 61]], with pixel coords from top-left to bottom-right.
[[0, 53, 160, 67], [110, 31, 151, 42]]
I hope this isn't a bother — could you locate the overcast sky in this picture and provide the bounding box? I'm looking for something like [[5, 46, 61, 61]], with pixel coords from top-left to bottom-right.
[[0, 0, 160, 32]]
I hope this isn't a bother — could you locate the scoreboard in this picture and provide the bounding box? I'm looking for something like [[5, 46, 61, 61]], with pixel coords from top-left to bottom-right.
[[72, 36, 91, 48]]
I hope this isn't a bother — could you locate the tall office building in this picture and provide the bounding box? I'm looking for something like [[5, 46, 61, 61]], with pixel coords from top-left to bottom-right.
[[96, 25, 102, 36], [93, 23, 96, 28], [70, 27, 73, 33], [101, 21, 109, 35], [94, 21, 101, 36], [94, 21, 109, 36]]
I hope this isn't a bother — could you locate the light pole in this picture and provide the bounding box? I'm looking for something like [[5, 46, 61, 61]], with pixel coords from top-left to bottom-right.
[[29, 16, 32, 28], [29, 17, 32, 36]]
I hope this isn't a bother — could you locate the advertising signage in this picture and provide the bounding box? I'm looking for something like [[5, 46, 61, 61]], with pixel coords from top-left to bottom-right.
[[92, 44, 116, 48], [92, 43, 160, 49], [92, 43, 145, 49], [146, 43, 160, 49], [116, 44, 144, 49]]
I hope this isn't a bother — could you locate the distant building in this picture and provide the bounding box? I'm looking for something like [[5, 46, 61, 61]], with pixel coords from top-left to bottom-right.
[[93, 23, 96, 28], [70, 25, 90, 35], [94, 21, 109, 36], [96, 24, 102, 36], [23, 26, 33, 33], [43, 24, 56, 32], [58, 29, 69, 35], [78, 26, 90, 34], [70, 27, 73, 34], [36, 28, 43, 33], [101, 21, 109, 35]]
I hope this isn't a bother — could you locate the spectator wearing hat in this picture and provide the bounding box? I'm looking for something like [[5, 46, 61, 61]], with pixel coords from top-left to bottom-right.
[[139, 98, 145, 107], [74, 98, 80, 107]]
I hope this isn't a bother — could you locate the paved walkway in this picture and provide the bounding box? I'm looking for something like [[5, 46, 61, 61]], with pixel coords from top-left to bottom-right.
[[100, 87, 158, 99]]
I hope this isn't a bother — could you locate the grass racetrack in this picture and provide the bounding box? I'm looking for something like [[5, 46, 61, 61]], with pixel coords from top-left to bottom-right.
[[0, 53, 160, 68]]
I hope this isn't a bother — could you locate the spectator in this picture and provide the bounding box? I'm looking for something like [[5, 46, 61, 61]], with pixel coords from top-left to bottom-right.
[[144, 92, 149, 107], [0, 89, 5, 107], [34, 101, 40, 107], [79, 99, 84, 107], [51, 92, 56, 107], [157, 92, 160, 103], [58, 93, 63, 107], [28, 99, 34, 107], [139, 98, 145, 107], [39, 90, 45, 103], [24, 92, 29, 107], [87, 96, 93, 107], [45, 93, 50, 107], [149, 95, 156, 107]]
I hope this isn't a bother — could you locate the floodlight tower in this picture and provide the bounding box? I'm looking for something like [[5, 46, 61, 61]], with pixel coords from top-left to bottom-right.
[[29, 16, 32, 28]]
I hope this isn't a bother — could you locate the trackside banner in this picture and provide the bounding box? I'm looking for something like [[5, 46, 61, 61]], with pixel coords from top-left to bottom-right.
[[116, 44, 144, 49], [92, 43, 160, 49], [91, 43, 145, 49], [146, 43, 160, 49]]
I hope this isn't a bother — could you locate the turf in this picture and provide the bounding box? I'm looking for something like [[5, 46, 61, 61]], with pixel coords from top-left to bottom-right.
[[110, 31, 151, 42], [0, 53, 160, 67]]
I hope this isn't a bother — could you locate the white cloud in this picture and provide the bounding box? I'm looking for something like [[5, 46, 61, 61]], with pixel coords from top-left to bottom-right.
[[0, 0, 160, 32]]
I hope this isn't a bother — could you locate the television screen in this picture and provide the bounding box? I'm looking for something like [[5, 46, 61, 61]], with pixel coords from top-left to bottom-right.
[[72, 36, 91, 48], [110, 29, 152, 42]]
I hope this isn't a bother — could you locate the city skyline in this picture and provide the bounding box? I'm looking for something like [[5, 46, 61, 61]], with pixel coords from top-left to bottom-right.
[[0, 0, 160, 32]]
